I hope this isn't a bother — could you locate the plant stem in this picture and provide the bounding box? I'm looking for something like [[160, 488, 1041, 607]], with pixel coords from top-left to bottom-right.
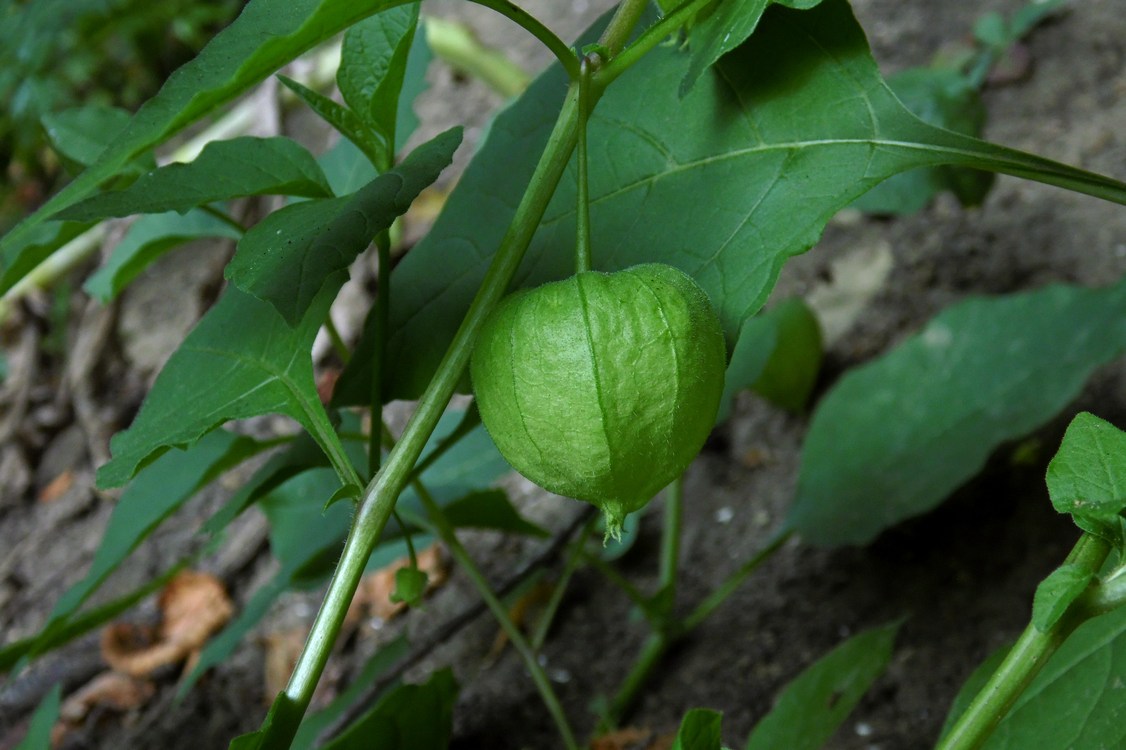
[[681, 528, 792, 631], [532, 516, 598, 651], [281, 81, 583, 728], [324, 315, 350, 363], [658, 477, 684, 604], [575, 55, 593, 274], [469, 0, 580, 81], [411, 480, 580, 750], [596, 0, 712, 88], [602, 632, 668, 730], [598, 0, 651, 56], [937, 533, 1111, 750]]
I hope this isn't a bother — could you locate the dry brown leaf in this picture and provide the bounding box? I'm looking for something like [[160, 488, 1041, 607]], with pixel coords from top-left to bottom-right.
[[102, 570, 233, 677], [58, 671, 155, 723], [589, 727, 656, 750], [37, 469, 74, 503], [262, 627, 308, 701]]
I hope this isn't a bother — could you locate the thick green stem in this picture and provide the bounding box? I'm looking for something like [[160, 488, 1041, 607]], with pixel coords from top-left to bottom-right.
[[413, 482, 579, 750], [575, 55, 594, 274], [596, 0, 712, 89], [597, 0, 651, 56], [281, 82, 582, 726], [937, 533, 1111, 750]]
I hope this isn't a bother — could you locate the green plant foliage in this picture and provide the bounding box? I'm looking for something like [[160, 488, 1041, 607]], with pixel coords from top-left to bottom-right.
[[342, 0, 1126, 406], [679, 0, 823, 98], [1032, 564, 1094, 632], [280, 76, 386, 167], [717, 315, 776, 424], [290, 635, 411, 749], [440, 489, 548, 537], [852, 68, 991, 215], [1047, 412, 1126, 522], [83, 209, 242, 301], [225, 127, 461, 325], [12, 684, 60, 750], [390, 567, 429, 606], [318, 137, 380, 197], [671, 707, 724, 750], [56, 137, 333, 222], [41, 104, 151, 173], [338, 4, 419, 157], [0, 0, 409, 272], [748, 298, 822, 413], [946, 607, 1126, 749], [789, 278, 1126, 547], [0, 219, 94, 295], [229, 692, 306, 750], [744, 621, 899, 750], [322, 669, 458, 750], [28, 430, 257, 657], [95, 282, 342, 489]]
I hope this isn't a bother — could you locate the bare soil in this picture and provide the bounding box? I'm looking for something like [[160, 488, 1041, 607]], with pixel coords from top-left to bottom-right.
[[2, 1, 1125, 749]]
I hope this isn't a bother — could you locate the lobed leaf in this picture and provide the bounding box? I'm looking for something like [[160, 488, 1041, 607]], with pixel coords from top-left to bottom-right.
[[340, 0, 1126, 406], [789, 278, 1126, 547], [744, 621, 900, 750], [225, 127, 461, 325], [56, 136, 333, 222], [95, 281, 340, 489]]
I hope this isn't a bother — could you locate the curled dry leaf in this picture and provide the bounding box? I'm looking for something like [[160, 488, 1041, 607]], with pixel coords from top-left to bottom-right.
[[590, 726, 674, 750], [101, 570, 233, 677], [58, 670, 156, 723]]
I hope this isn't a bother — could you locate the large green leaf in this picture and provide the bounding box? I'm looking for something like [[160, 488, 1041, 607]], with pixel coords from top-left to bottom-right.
[[95, 281, 341, 489], [338, 3, 419, 157], [56, 136, 333, 222], [340, 0, 1126, 405], [744, 622, 899, 750], [34, 430, 257, 651], [225, 127, 461, 325], [83, 209, 242, 302], [0, 0, 407, 282], [0, 220, 95, 295], [789, 278, 1126, 547], [679, 0, 822, 97], [945, 607, 1126, 749], [322, 669, 458, 750]]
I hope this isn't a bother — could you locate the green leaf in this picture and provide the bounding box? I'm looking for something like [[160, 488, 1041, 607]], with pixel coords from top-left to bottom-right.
[[0, 565, 183, 674], [745, 621, 899, 750], [230, 692, 305, 750], [718, 315, 777, 424], [95, 281, 341, 489], [789, 278, 1126, 547], [342, 0, 1126, 405], [0, 220, 95, 296], [339, 3, 419, 157], [852, 68, 992, 215], [322, 668, 458, 750], [390, 567, 428, 606], [291, 635, 411, 749], [278, 75, 386, 167], [672, 708, 724, 750], [1032, 563, 1094, 632], [83, 209, 242, 302], [949, 607, 1126, 749], [1046, 412, 1126, 521], [750, 298, 822, 413], [319, 136, 380, 197], [680, 0, 823, 97], [43, 430, 255, 640], [56, 136, 333, 222], [41, 104, 150, 171], [13, 684, 61, 750], [1, 0, 405, 282], [225, 127, 461, 325], [442, 489, 549, 537]]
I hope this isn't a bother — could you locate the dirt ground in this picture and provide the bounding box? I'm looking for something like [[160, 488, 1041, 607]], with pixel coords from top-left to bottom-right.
[[2, 0, 1125, 749]]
